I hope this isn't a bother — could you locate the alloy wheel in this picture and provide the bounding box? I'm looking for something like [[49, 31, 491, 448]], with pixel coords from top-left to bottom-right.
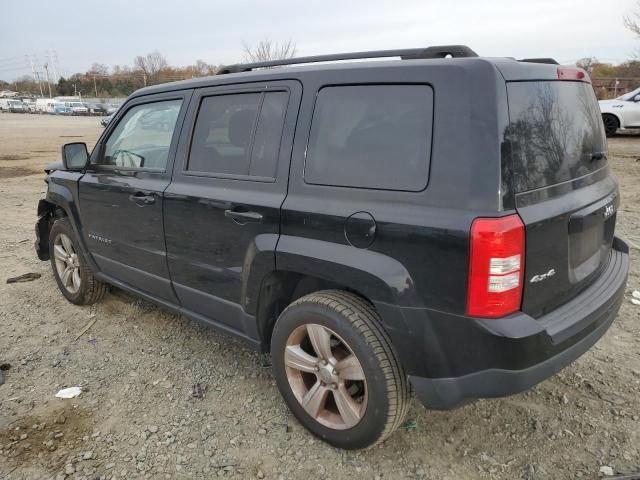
[[284, 323, 367, 430], [53, 233, 81, 294]]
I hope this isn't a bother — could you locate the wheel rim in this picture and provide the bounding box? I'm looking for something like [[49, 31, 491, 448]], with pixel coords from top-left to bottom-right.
[[284, 324, 367, 430], [53, 233, 81, 294], [603, 115, 617, 134]]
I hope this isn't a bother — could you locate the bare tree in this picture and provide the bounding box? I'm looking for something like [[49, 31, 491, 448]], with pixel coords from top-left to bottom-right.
[[576, 57, 598, 75], [193, 59, 216, 76], [133, 50, 168, 76], [242, 40, 297, 63], [88, 63, 109, 76], [624, 1, 640, 36]]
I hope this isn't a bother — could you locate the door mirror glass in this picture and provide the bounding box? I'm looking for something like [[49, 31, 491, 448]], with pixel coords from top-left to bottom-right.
[[61, 142, 88, 170]]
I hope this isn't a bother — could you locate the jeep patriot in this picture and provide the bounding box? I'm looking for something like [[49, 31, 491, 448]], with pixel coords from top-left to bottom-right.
[[35, 45, 629, 449]]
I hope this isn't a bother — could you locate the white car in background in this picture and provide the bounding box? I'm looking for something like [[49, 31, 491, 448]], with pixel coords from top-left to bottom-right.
[[64, 101, 89, 116], [599, 87, 640, 136]]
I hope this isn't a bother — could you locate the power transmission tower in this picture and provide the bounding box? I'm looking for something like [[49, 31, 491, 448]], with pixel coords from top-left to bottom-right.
[[46, 50, 60, 82], [35, 71, 44, 97], [26, 54, 44, 97], [43, 62, 53, 98]]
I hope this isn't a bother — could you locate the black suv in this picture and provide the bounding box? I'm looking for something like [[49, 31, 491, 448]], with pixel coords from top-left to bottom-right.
[[35, 46, 629, 449]]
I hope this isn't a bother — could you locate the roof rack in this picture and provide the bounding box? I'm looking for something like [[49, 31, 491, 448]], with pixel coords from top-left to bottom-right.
[[217, 45, 478, 75]]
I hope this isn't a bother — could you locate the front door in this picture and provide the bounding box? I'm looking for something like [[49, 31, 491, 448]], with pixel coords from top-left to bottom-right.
[[625, 96, 640, 127], [78, 92, 191, 301], [164, 81, 301, 335]]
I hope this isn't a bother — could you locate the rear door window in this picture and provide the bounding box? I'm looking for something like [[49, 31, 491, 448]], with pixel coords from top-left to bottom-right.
[[304, 85, 433, 191], [188, 91, 289, 179], [505, 81, 607, 192]]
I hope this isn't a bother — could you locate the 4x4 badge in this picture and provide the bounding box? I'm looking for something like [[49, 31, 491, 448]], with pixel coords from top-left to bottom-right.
[[604, 204, 614, 219], [530, 269, 556, 283]]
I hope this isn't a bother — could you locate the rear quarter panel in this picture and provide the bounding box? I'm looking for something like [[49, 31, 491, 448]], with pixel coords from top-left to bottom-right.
[[279, 59, 509, 313]]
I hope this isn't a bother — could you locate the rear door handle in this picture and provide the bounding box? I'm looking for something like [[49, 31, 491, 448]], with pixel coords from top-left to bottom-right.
[[129, 191, 156, 206], [224, 209, 263, 224]]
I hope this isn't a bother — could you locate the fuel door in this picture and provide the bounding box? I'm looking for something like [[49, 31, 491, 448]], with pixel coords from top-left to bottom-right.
[[344, 211, 377, 249]]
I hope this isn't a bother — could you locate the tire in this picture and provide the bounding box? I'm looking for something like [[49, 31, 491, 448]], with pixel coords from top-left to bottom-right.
[[602, 114, 619, 137], [271, 290, 409, 449], [49, 217, 108, 305]]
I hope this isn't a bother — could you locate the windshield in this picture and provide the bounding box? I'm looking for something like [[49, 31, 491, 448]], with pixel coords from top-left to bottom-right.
[[504, 81, 607, 192], [616, 87, 640, 101]]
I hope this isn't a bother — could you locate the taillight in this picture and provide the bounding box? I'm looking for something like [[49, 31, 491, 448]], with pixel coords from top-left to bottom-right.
[[467, 214, 525, 318], [557, 67, 589, 82]]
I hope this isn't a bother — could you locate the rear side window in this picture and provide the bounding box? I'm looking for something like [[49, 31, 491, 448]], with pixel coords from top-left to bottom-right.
[[188, 91, 289, 178], [505, 81, 607, 192], [305, 85, 433, 191]]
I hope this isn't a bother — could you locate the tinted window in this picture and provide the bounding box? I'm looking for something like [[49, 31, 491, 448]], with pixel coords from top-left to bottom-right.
[[249, 92, 288, 178], [305, 85, 433, 191], [505, 81, 607, 192], [188, 91, 288, 178], [101, 100, 182, 170]]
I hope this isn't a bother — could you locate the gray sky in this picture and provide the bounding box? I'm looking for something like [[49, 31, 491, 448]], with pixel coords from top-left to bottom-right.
[[1, 0, 638, 81]]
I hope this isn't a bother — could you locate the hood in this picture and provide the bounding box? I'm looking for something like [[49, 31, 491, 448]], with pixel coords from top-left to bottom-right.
[[598, 99, 624, 105]]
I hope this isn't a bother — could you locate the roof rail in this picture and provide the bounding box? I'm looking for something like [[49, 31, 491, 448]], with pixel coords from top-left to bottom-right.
[[217, 45, 478, 75], [518, 57, 559, 65]]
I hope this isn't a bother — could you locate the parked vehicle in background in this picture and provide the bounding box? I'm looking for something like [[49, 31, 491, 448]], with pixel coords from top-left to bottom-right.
[[599, 86, 640, 136], [64, 101, 89, 116], [106, 103, 120, 115], [0, 98, 28, 113], [35, 98, 55, 114], [85, 103, 108, 116], [35, 45, 629, 450], [53, 103, 72, 115], [100, 112, 115, 127], [23, 100, 36, 113]]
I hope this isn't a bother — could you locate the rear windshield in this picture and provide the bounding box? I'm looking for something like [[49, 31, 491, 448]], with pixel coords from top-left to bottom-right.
[[505, 81, 607, 192]]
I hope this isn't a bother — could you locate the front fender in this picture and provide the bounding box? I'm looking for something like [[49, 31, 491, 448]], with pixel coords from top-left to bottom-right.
[[275, 235, 419, 306], [40, 172, 98, 271], [600, 107, 624, 128]]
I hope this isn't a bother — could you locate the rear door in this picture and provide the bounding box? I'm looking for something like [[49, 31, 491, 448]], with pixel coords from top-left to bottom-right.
[[505, 80, 617, 317], [79, 92, 191, 302], [164, 80, 301, 333]]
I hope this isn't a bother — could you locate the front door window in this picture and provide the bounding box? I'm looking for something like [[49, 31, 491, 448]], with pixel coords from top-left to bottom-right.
[[101, 100, 182, 170]]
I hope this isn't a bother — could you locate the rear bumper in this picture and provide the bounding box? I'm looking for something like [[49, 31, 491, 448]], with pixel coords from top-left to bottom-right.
[[376, 237, 629, 410]]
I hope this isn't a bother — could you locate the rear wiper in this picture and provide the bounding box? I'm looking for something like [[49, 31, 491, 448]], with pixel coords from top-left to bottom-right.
[[590, 152, 607, 162]]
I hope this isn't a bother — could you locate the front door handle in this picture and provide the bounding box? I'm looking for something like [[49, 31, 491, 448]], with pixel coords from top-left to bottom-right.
[[129, 191, 156, 206], [224, 209, 263, 225]]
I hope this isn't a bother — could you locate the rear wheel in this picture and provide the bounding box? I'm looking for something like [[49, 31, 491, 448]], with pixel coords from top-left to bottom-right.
[[602, 114, 619, 137], [49, 217, 108, 305], [271, 290, 409, 449]]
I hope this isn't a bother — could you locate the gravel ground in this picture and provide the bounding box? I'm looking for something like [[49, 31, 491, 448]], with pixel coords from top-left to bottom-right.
[[0, 113, 639, 480]]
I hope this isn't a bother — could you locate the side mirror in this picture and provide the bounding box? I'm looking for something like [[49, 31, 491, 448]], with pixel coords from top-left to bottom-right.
[[61, 142, 88, 171], [633, 94, 640, 102]]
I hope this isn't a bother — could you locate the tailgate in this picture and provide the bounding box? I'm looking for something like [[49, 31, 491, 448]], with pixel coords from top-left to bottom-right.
[[505, 80, 617, 318]]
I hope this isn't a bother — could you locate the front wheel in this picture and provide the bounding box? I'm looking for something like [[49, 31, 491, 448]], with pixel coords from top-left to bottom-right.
[[271, 290, 409, 449], [602, 114, 619, 137], [49, 217, 108, 305]]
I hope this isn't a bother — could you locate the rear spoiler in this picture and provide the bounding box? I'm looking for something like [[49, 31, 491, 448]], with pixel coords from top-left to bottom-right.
[[518, 58, 559, 65]]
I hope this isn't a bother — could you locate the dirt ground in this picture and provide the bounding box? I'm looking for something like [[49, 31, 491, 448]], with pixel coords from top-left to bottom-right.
[[0, 113, 639, 480]]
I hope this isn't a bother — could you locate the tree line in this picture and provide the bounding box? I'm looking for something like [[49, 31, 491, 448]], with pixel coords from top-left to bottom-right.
[[0, 41, 297, 99]]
